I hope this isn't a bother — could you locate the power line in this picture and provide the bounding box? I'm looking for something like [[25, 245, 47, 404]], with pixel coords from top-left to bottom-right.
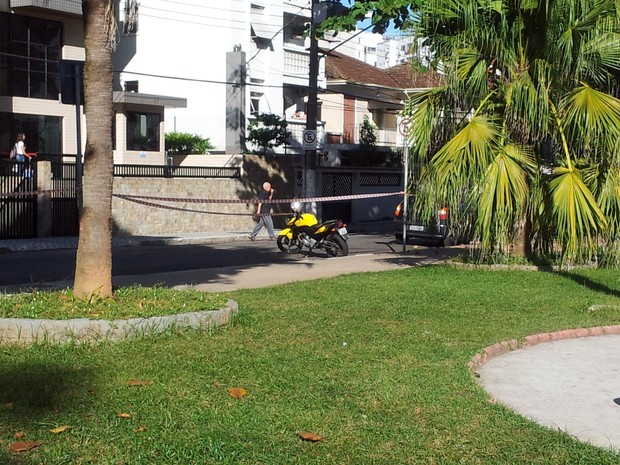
[[246, 1, 311, 65]]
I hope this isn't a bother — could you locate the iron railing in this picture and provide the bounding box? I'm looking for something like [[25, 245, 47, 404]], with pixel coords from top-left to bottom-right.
[[113, 164, 241, 178]]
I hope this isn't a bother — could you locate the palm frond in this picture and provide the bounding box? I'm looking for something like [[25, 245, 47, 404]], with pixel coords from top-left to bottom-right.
[[401, 86, 451, 163], [429, 115, 501, 189], [562, 84, 620, 157], [505, 66, 551, 141], [549, 166, 607, 261], [476, 143, 537, 254]]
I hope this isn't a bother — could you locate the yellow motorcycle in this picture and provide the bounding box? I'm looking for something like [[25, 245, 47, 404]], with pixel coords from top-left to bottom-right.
[[277, 202, 349, 257]]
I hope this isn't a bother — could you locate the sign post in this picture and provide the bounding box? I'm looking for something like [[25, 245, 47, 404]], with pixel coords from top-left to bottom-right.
[[399, 118, 410, 254], [60, 60, 85, 213]]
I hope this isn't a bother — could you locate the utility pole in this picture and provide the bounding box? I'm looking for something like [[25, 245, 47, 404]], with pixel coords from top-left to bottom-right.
[[304, 0, 320, 214]]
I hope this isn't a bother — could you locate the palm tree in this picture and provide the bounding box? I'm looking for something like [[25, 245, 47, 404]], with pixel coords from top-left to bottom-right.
[[402, 0, 620, 265], [73, 0, 116, 298]]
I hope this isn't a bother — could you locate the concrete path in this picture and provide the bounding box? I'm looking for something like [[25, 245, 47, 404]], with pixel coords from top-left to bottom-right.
[[477, 334, 620, 452]]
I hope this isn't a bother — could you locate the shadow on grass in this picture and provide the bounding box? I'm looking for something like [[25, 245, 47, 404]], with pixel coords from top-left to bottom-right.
[[0, 361, 95, 418], [555, 271, 620, 299], [0, 450, 21, 465]]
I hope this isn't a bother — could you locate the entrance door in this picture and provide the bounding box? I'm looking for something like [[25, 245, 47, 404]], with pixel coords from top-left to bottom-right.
[[321, 172, 352, 222]]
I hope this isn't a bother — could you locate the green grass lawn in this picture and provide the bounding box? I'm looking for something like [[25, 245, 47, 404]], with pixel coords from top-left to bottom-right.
[[1, 266, 620, 464]]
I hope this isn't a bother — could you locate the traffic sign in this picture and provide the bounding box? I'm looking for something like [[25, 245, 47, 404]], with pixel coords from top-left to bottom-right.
[[303, 130, 317, 150], [398, 118, 410, 137]]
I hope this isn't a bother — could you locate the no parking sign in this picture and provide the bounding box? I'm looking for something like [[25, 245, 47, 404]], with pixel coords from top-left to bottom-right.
[[398, 118, 410, 137], [303, 130, 317, 150]]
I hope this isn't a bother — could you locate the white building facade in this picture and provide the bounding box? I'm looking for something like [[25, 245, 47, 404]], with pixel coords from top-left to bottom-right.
[[113, 0, 328, 157]]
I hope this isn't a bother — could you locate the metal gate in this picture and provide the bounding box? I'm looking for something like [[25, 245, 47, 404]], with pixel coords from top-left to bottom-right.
[[0, 159, 78, 239], [321, 172, 352, 222], [0, 160, 37, 238], [51, 162, 78, 236]]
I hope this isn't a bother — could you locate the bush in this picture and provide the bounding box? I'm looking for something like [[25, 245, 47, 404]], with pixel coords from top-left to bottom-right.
[[246, 113, 290, 154], [165, 132, 214, 155], [359, 115, 377, 148]]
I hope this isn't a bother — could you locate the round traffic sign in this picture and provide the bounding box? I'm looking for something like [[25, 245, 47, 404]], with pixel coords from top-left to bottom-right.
[[398, 118, 410, 137]]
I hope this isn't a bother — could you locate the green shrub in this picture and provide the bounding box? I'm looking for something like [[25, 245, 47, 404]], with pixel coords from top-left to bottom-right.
[[359, 115, 377, 148], [165, 132, 214, 155], [246, 113, 290, 154]]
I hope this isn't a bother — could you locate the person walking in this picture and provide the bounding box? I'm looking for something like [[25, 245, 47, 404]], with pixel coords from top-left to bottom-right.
[[249, 181, 276, 241]]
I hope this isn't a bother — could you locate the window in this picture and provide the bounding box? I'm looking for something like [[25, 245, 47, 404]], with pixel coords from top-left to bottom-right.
[[0, 13, 62, 100], [124, 80, 139, 92], [0, 112, 62, 154], [126, 111, 161, 151], [250, 92, 263, 115]]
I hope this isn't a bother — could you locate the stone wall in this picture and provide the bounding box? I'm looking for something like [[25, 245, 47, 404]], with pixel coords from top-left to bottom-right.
[[112, 154, 299, 235]]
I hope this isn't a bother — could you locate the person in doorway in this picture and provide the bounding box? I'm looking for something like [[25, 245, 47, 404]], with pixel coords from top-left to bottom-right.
[[13, 132, 26, 174], [249, 181, 276, 241]]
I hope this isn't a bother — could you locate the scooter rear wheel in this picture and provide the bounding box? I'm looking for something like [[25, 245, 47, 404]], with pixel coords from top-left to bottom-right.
[[277, 235, 302, 254]]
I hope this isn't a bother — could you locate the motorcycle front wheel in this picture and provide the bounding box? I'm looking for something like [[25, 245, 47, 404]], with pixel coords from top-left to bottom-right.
[[325, 235, 349, 257], [277, 235, 302, 254]]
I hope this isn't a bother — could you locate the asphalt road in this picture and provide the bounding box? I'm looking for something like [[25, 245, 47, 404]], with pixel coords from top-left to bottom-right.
[[0, 232, 404, 290]]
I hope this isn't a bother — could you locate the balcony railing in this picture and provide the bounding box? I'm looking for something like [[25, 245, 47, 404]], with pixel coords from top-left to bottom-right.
[[10, 0, 82, 16], [284, 48, 310, 76], [286, 119, 326, 150], [354, 125, 401, 148]]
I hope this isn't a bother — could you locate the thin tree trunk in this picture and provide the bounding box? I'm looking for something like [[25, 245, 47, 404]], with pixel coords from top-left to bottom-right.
[[74, 0, 114, 298]]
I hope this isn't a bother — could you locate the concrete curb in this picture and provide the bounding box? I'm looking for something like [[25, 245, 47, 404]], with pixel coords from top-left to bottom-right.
[[0, 299, 238, 345], [468, 324, 620, 372]]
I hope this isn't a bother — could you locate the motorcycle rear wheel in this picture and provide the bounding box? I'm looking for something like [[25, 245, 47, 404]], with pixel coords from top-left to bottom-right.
[[325, 235, 349, 257], [277, 235, 302, 254]]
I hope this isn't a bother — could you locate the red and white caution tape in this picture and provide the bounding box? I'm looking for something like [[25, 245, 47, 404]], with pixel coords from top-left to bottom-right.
[[113, 191, 403, 204]]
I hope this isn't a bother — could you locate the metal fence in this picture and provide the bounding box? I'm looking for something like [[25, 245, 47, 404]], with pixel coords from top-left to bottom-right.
[[1, 159, 242, 239], [51, 162, 78, 236], [114, 165, 241, 178], [0, 160, 38, 238]]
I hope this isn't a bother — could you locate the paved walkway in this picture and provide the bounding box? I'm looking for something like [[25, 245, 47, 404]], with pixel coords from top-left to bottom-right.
[[475, 331, 620, 453], [1, 233, 619, 454]]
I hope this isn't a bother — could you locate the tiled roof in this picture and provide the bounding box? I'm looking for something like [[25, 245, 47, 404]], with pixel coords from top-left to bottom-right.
[[325, 51, 403, 88], [325, 51, 444, 90], [384, 62, 445, 89]]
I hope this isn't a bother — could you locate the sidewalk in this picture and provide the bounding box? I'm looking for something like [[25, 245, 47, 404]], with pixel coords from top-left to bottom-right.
[[0, 232, 250, 253]]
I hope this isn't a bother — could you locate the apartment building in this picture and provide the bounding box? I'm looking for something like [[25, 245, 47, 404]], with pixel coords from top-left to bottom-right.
[[1, 0, 424, 163], [0, 0, 85, 157], [112, 0, 330, 158], [0, 0, 187, 163]]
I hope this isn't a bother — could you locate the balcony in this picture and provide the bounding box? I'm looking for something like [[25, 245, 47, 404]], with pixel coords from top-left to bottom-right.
[[285, 121, 400, 152], [283, 48, 310, 86], [286, 119, 326, 153], [283, 47, 326, 88], [342, 125, 401, 148], [10, 0, 82, 16]]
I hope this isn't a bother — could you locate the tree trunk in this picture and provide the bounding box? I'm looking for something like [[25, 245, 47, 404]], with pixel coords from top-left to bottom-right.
[[74, 0, 115, 298]]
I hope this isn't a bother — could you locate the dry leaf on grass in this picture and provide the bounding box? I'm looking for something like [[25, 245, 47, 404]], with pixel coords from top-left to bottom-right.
[[2, 403, 13, 410], [14, 431, 25, 439], [228, 387, 248, 399], [10, 441, 42, 452], [298, 431, 323, 442], [117, 413, 132, 419], [127, 379, 154, 387], [50, 425, 71, 434], [134, 425, 147, 433]]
